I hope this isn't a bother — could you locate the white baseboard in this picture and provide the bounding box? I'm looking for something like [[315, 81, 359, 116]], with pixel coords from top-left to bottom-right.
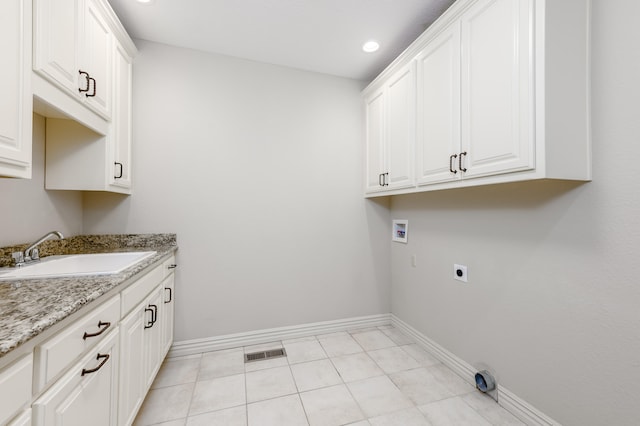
[[168, 313, 392, 358], [391, 314, 560, 426]]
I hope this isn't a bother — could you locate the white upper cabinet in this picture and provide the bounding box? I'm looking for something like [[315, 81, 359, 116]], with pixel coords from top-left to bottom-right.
[[459, 0, 534, 179], [109, 41, 134, 190], [364, 62, 416, 194], [33, 0, 112, 120], [364, 0, 591, 197], [0, 0, 32, 178], [34, 0, 137, 194], [416, 21, 461, 185], [83, 0, 113, 119]]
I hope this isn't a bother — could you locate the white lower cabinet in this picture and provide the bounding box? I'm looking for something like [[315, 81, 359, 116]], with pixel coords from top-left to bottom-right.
[[33, 329, 120, 426], [118, 257, 176, 426], [0, 254, 177, 426], [161, 274, 175, 356], [0, 354, 32, 425], [7, 409, 31, 426], [118, 292, 157, 426]]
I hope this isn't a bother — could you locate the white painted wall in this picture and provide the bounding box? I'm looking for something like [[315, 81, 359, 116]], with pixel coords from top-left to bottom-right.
[[389, 1, 640, 425], [0, 114, 83, 246], [82, 40, 391, 341]]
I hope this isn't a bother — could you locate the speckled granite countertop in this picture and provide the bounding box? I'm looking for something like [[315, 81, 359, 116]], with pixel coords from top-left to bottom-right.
[[0, 234, 177, 359]]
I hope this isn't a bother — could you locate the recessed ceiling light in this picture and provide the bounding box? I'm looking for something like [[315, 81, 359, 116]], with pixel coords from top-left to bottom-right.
[[362, 40, 380, 53], [135, 0, 154, 4]]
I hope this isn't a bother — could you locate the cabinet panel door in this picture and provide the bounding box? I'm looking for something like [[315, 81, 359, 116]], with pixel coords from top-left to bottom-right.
[[385, 63, 415, 189], [7, 409, 31, 426], [109, 42, 133, 191], [364, 89, 386, 193], [33, 330, 119, 426], [161, 275, 175, 356], [144, 288, 164, 390], [0, 0, 32, 178], [33, 0, 82, 96], [118, 307, 146, 426], [84, 0, 112, 119], [460, 0, 534, 178], [416, 22, 461, 185]]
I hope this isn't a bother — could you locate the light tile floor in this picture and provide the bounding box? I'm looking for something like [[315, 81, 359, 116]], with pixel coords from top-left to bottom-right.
[[133, 326, 524, 426]]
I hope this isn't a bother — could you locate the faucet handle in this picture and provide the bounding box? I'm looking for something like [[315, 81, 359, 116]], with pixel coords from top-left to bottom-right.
[[31, 248, 40, 261], [11, 252, 25, 266]]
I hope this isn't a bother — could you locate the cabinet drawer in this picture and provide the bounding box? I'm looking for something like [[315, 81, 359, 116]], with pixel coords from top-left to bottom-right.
[[34, 295, 120, 392], [163, 255, 177, 278], [0, 354, 33, 425], [33, 329, 119, 426], [121, 263, 164, 317]]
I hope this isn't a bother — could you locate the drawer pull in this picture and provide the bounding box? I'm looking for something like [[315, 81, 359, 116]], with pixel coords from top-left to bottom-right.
[[83, 321, 111, 340], [459, 151, 467, 172], [114, 162, 124, 179], [81, 353, 109, 376], [144, 304, 158, 329], [167, 264, 177, 270], [449, 154, 458, 174], [78, 70, 90, 93], [164, 287, 173, 304]]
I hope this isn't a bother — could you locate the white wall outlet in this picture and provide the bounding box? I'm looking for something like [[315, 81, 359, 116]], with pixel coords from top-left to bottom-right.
[[454, 264, 468, 282]]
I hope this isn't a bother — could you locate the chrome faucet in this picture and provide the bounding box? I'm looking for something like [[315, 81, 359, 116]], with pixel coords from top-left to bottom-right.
[[12, 231, 64, 266]]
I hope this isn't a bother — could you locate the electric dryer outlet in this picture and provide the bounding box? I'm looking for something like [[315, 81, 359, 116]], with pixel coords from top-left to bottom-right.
[[454, 264, 468, 282]]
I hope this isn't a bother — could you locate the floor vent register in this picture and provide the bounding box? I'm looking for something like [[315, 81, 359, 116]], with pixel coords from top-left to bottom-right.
[[244, 348, 287, 363]]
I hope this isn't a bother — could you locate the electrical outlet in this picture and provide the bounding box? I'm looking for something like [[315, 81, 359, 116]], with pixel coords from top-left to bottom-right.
[[454, 264, 468, 282]]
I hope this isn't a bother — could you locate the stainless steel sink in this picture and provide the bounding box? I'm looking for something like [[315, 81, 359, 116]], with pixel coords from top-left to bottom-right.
[[0, 251, 156, 280]]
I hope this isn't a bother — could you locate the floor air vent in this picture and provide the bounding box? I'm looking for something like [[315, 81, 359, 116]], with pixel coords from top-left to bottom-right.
[[244, 348, 287, 363]]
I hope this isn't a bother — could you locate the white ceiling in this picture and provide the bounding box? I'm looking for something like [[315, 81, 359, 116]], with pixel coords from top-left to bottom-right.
[[107, 0, 456, 82]]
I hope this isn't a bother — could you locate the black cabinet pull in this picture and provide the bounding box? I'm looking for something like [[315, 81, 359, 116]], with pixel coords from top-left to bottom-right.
[[384, 172, 389, 186], [165, 287, 173, 304], [459, 151, 467, 172], [167, 264, 177, 270], [83, 321, 111, 340], [114, 162, 123, 179], [378, 173, 383, 187], [144, 304, 158, 329], [81, 353, 109, 376], [86, 77, 97, 97], [78, 70, 90, 94], [449, 154, 458, 174]]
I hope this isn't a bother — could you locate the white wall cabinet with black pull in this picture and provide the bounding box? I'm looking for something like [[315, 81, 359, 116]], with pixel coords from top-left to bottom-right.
[[364, 61, 416, 194], [0, 0, 32, 179], [364, 0, 591, 197], [34, 0, 137, 194], [33, 0, 112, 121]]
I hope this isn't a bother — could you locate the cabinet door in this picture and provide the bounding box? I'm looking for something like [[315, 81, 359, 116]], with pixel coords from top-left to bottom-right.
[[109, 42, 133, 191], [0, 0, 32, 178], [33, 330, 119, 426], [144, 288, 164, 390], [416, 22, 461, 185], [118, 306, 146, 426], [385, 63, 415, 190], [33, 0, 83, 96], [0, 354, 32, 425], [7, 409, 31, 426], [364, 89, 386, 193], [460, 0, 534, 178], [161, 275, 175, 356], [83, 0, 112, 119]]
